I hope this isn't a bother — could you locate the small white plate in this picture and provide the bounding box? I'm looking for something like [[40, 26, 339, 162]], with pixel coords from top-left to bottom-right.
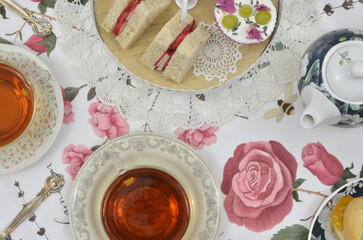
[[308, 178, 363, 240], [0, 44, 63, 174], [69, 133, 221, 240]]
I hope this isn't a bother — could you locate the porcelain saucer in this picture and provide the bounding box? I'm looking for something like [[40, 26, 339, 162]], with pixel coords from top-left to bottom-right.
[[0, 44, 63, 174], [69, 133, 221, 240]]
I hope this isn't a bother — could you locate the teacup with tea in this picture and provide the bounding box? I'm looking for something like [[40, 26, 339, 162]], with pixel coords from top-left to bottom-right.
[[0, 62, 37, 148]]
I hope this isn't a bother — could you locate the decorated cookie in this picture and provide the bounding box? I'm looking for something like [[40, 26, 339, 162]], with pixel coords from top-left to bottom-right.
[[214, 0, 277, 44]]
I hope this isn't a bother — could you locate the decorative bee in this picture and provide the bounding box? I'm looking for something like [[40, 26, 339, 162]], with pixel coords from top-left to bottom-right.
[[264, 82, 298, 122]]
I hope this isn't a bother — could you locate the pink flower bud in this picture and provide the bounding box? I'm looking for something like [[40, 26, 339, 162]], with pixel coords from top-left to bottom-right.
[[302, 142, 344, 186]]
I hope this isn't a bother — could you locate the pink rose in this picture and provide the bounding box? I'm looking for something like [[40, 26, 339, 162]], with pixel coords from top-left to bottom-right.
[[31, 0, 42, 2], [247, 25, 263, 41], [174, 124, 219, 150], [254, 4, 271, 11], [88, 101, 129, 140], [302, 142, 343, 186], [61, 87, 75, 125], [216, 0, 236, 14], [62, 144, 93, 180], [24, 35, 48, 54], [221, 141, 297, 232]]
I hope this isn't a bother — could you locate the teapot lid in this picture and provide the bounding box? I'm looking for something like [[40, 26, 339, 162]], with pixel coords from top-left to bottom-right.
[[322, 40, 363, 103]]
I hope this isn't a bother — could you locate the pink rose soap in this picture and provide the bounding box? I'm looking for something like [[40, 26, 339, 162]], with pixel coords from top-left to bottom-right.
[[214, 0, 277, 44]]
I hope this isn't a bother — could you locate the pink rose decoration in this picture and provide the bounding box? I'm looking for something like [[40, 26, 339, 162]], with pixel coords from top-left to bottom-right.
[[24, 35, 48, 54], [62, 144, 93, 180], [302, 142, 344, 186], [61, 87, 75, 125], [216, 0, 236, 14], [31, 0, 42, 2], [254, 4, 271, 11], [247, 25, 263, 41], [174, 124, 219, 150], [88, 101, 130, 140], [221, 141, 297, 232]]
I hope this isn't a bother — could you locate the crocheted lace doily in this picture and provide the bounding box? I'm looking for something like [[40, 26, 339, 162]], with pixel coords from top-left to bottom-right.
[[55, 0, 319, 130], [193, 22, 243, 82]]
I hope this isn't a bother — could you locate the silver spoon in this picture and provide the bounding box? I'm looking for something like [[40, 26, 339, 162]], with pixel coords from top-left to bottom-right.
[[0, 173, 65, 240], [0, 0, 52, 37]]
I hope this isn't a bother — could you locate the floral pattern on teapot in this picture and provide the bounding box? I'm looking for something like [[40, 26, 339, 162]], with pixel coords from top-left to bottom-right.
[[298, 29, 363, 127]]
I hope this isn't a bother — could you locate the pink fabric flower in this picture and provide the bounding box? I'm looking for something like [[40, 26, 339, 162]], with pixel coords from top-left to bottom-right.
[[24, 35, 48, 54], [174, 124, 219, 150], [62, 144, 93, 180], [61, 87, 74, 125], [221, 141, 297, 232], [254, 4, 271, 11], [216, 0, 236, 14], [88, 101, 129, 140], [247, 25, 263, 41], [302, 142, 343, 186]]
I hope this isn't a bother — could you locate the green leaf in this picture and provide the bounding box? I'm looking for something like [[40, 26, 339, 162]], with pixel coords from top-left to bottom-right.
[[293, 178, 306, 189], [360, 164, 363, 178], [90, 145, 101, 152], [272, 41, 284, 51], [87, 87, 96, 101], [64, 87, 79, 102], [258, 61, 270, 69], [38, 2, 47, 14], [331, 178, 348, 193], [339, 37, 347, 42], [271, 224, 309, 240], [0, 37, 12, 45], [342, 162, 356, 180], [339, 60, 344, 65], [38, 33, 57, 57], [331, 163, 356, 192], [0, 6, 8, 19], [292, 191, 302, 202], [42, 0, 56, 8]]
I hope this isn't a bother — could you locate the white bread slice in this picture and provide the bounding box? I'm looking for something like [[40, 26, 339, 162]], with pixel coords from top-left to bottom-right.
[[116, 0, 171, 49], [140, 10, 194, 70], [101, 0, 133, 33], [343, 197, 363, 240], [162, 24, 210, 83]]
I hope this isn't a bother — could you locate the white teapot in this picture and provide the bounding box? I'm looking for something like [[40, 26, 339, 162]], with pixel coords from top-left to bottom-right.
[[298, 29, 363, 129]]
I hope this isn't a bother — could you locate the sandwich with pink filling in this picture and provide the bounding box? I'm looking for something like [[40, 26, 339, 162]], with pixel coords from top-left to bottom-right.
[[101, 0, 171, 49], [141, 10, 210, 84]]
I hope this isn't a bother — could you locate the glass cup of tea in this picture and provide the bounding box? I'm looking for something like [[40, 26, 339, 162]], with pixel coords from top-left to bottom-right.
[[0, 60, 50, 148]]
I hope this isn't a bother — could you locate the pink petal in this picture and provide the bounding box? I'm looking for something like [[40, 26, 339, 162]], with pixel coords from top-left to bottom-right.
[[174, 128, 186, 136], [24, 35, 48, 53], [94, 113, 111, 131], [202, 135, 217, 146], [221, 144, 246, 195]]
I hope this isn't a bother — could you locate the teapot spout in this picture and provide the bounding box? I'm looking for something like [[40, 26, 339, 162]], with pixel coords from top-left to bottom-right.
[[300, 86, 341, 129]]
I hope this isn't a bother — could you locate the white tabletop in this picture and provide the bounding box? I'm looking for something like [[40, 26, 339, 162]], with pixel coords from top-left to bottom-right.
[[0, 0, 363, 239]]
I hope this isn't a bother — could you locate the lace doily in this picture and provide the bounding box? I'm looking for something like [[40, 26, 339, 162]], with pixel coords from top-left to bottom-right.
[[55, 0, 319, 130], [193, 22, 243, 82]]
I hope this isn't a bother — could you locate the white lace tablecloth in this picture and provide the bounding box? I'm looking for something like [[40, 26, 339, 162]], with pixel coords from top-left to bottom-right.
[[55, 0, 319, 130], [0, 0, 363, 240]]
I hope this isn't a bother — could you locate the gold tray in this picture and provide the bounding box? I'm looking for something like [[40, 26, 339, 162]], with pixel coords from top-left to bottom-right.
[[94, 0, 279, 91]]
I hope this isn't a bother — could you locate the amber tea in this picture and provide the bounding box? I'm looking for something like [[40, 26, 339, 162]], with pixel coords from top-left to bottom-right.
[[0, 63, 35, 147], [101, 168, 190, 240]]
